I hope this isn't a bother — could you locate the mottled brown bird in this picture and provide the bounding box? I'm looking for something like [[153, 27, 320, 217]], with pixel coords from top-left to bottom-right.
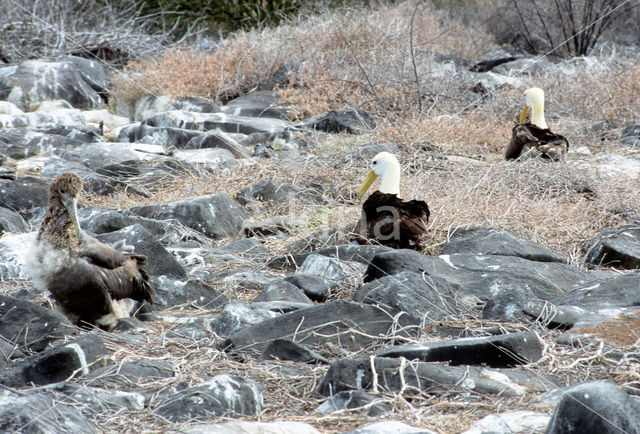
[[354, 152, 430, 250], [27, 172, 154, 329], [505, 87, 569, 161]]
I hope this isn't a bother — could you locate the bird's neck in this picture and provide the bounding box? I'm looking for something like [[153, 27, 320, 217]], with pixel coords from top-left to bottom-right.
[[38, 197, 79, 249], [379, 164, 400, 195], [530, 104, 548, 129]]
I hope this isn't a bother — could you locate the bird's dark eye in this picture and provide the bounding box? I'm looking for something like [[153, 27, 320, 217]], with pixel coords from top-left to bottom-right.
[[372, 161, 377, 165]]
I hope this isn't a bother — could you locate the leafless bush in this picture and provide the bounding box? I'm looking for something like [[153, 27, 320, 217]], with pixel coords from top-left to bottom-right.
[[0, 0, 204, 65], [486, 0, 638, 57]]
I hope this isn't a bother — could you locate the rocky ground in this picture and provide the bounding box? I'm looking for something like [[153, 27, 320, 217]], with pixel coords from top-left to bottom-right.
[[2, 4, 640, 433]]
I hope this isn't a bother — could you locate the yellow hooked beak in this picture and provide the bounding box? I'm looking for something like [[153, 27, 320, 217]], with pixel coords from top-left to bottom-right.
[[519, 104, 531, 124], [357, 169, 378, 199]]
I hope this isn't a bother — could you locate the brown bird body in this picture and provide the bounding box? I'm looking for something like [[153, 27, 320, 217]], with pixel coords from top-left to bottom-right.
[[355, 191, 430, 250], [505, 123, 569, 161], [354, 152, 430, 250], [506, 87, 569, 162], [28, 172, 154, 329]]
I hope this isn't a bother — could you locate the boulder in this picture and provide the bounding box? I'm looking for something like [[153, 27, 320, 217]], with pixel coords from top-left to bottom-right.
[[377, 331, 543, 368], [353, 271, 458, 322], [134, 94, 218, 121], [0, 333, 107, 387], [584, 225, 640, 269], [345, 421, 436, 434], [267, 244, 393, 271], [128, 193, 246, 240], [211, 300, 280, 337], [221, 90, 290, 119], [0, 294, 76, 352], [0, 58, 109, 110], [154, 375, 263, 422], [83, 359, 174, 389], [262, 339, 329, 364], [253, 279, 314, 305], [545, 381, 640, 434], [462, 411, 550, 434], [319, 357, 554, 398], [184, 421, 320, 434], [150, 276, 229, 310], [0, 207, 28, 233], [221, 300, 420, 355], [184, 129, 250, 158], [315, 390, 390, 416], [142, 110, 292, 136], [0, 176, 49, 214], [296, 109, 375, 134], [118, 123, 201, 148], [284, 274, 331, 302], [442, 226, 567, 263]]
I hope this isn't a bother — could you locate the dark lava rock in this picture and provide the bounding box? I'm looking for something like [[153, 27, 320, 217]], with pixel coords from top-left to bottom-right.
[[221, 300, 420, 355], [128, 193, 246, 240], [353, 271, 458, 322], [262, 339, 329, 364], [363, 250, 592, 301], [134, 94, 218, 121], [296, 109, 375, 134], [95, 224, 186, 277], [252, 279, 314, 305], [118, 124, 201, 148], [584, 225, 640, 269], [551, 271, 640, 312], [0, 176, 49, 214], [470, 56, 520, 72], [142, 110, 291, 136], [0, 333, 108, 387], [0, 339, 24, 367], [0, 294, 76, 352], [267, 244, 393, 272], [0, 392, 96, 433], [210, 301, 279, 338], [377, 331, 543, 368], [221, 90, 290, 119], [545, 381, 640, 434], [150, 276, 229, 310], [0, 207, 28, 233], [442, 226, 567, 263], [284, 274, 331, 302], [184, 130, 249, 158], [154, 375, 263, 422], [83, 359, 174, 388], [236, 178, 324, 209], [0, 128, 87, 160], [319, 357, 553, 398], [315, 390, 390, 416], [0, 58, 108, 110]]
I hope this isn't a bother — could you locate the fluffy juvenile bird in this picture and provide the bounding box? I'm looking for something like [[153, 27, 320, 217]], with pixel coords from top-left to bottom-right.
[[505, 87, 569, 161], [27, 172, 154, 329], [353, 152, 430, 250]]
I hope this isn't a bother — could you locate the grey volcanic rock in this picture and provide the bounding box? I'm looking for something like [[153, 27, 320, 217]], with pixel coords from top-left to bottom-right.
[[0, 176, 49, 214], [134, 94, 218, 121], [154, 375, 263, 422], [545, 381, 640, 434], [346, 421, 436, 434], [442, 226, 567, 263], [296, 253, 364, 287], [61, 142, 166, 171], [353, 271, 458, 322], [363, 250, 592, 301], [584, 225, 640, 269], [377, 331, 543, 368], [319, 357, 554, 398], [0, 333, 108, 387], [184, 421, 321, 434], [150, 276, 229, 310], [0, 340, 24, 367], [262, 339, 329, 364], [118, 124, 201, 148], [221, 90, 290, 119], [0, 294, 76, 352], [128, 193, 246, 240], [0, 207, 28, 233], [253, 279, 313, 304], [83, 359, 174, 389], [184, 129, 250, 158], [551, 271, 640, 311], [142, 110, 292, 135], [221, 300, 420, 355], [267, 244, 393, 271], [95, 224, 186, 277], [236, 178, 325, 209], [0, 58, 109, 110], [211, 300, 280, 337], [0, 128, 88, 160], [0, 392, 96, 433], [296, 109, 375, 134], [284, 274, 331, 302], [315, 390, 390, 416]]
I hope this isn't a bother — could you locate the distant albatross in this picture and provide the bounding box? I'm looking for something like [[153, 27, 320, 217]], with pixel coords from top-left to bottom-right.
[[353, 152, 430, 250], [505, 87, 569, 161], [27, 172, 154, 329]]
